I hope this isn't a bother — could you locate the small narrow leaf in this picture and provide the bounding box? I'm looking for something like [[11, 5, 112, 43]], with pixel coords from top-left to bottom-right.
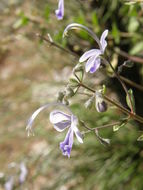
[[95, 129, 110, 146], [73, 63, 84, 82], [69, 78, 79, 87], [123, 60, 134, 68], [102, 85, 106, 95], [13, 16, 29, 29], [113, 123, 125, 132], [126, 89, 136, 113], [113, 125, 120, 131], [130, 42, 143, 55], [118, 60, 134, 73]]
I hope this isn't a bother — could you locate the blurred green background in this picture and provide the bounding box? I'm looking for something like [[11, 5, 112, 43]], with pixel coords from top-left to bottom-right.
[[0, 0, 143, 189]]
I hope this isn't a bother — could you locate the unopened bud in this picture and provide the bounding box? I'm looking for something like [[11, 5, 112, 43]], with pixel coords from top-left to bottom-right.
[[95, 91, 107, 112], [73, 63, 84, 82], [57, 91, 65, 102], [84, 96, 94, 109], [65, 86, 75, 98], [63, 97, 69, 105]]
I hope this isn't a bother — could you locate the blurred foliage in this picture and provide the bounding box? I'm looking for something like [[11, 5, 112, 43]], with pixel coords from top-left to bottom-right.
[[0, 0, 143, 190]]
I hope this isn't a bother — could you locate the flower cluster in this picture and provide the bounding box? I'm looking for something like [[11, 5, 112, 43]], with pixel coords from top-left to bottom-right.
[[79, 30, 108, 73], [26, 0, 143, 161], [49, 110, 83, 157]]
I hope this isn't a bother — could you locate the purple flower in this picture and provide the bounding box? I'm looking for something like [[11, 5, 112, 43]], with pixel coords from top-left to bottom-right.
[[4, 177, 14, 190], [49, 110, 83, 158], [95, 91, 107, 113], [79, 30, 108, 73], [19, 162, 28, 184], [55, 0, 64, 20]]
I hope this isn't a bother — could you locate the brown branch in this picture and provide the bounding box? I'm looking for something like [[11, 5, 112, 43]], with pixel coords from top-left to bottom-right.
[[115, 48, 143, 65]]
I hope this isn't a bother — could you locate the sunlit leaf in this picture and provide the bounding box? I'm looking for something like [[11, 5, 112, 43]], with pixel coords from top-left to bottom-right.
[[128, 17, 139, 33], [111, 23, 120, 44], [13, 16, 29, 29], [130, 42, 143, 55], [137, 134, 143, 141], [113, 123, 125, 132]]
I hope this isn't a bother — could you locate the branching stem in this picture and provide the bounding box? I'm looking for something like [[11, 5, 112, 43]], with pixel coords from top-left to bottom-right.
[[80, 83, 143, 124]]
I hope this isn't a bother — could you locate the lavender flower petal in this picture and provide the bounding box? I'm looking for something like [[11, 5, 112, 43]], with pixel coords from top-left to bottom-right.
[[73, 126, 83, 143], [49, 110, 71, 132], [79, 49, 101, 63], [55, 0, 64, 20], [50, 110, 71, 124], [53, 121, 71, 132], [89, 57, 101, 73], [19, 162, 28, 184], [4, 177, 14, 190], [85, 51, 101, 73], [60, 128, 74, 158], [100, 30, 108, 52], [71, 115, 83, 143]]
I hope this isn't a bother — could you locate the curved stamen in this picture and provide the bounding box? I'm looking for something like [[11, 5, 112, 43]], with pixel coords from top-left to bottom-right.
[[63, 23, 102, 51], [26, 102, 73, 136]]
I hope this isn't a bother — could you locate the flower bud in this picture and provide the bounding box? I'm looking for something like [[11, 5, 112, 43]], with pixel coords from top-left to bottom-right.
[[57, 91, 65, 102], [63, 97, 69, 105], [84, 96, 94, 109], [65, 86, 75, 98], [95, 91, 107, 112], [96, 101, 107, 112], [73, 63, 84, 82]]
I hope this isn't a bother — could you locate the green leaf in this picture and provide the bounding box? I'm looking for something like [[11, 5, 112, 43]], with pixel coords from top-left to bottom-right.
[[123, 60, 134, 68], [92, 11, 98, 25], [102, 85, 106, 95], [91, 11, 99, 32], [13, 16, 29, 29], [44, 5, 50, 22], [118, 60, 134, 73], [74, 11, 86, 25], [113, 123, 125, 132], [137, 134, 143, 141], [128, 17, 139, 33], [126, 89, 136, 113], [95, 129, 110, 146], [111, 23, 120, 44], [130, 42, 143, 55], [73, 63, 84, 82], [69, 78, 79, 87]]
